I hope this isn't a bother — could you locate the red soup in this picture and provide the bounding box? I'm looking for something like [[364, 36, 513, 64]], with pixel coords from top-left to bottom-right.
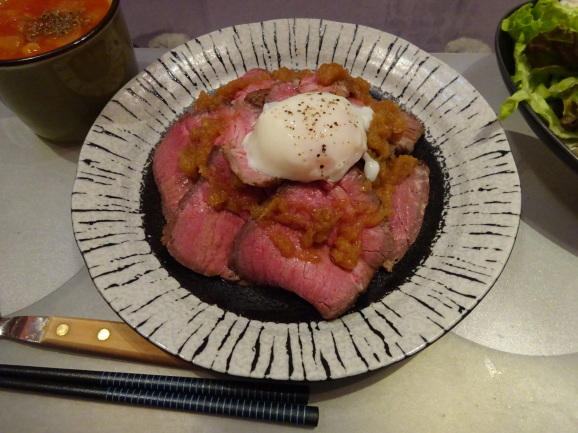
[[0, 0, 111, 60]]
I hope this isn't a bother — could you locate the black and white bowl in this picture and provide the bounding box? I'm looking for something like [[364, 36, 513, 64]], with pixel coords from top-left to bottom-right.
[[72, 19, 521, 381]]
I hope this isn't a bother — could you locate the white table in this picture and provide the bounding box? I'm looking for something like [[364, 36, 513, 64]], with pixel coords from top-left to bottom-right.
[[1, 50, 576, 433]]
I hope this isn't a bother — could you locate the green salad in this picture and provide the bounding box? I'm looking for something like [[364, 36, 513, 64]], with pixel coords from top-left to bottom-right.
[[499, 0, 578, 154]]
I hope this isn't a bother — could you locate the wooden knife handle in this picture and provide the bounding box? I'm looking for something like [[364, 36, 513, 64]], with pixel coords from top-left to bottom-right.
[[41, 316, 192, 368]]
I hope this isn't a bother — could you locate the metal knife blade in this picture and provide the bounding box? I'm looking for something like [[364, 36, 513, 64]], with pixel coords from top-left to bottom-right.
[[0, 315, 192, 368]]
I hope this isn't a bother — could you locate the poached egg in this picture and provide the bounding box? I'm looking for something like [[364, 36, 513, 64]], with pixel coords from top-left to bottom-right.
[[243, 92, 378, 182]]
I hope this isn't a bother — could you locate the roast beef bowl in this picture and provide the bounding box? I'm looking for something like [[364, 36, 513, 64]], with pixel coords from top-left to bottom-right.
[[72, 20, 521, 381]]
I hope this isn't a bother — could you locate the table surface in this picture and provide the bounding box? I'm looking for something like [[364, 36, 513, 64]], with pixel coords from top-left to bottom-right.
[[0, 49, 577, 433]]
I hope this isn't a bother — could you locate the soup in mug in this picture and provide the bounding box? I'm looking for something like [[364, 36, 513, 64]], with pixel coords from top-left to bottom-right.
[[0, 0, 110, 60]]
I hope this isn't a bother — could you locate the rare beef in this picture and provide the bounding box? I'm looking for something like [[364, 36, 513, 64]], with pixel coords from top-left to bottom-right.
[[162, 150, 253, 281], [267, 82, 299, 103], [152, 112, 201, 221], [231, 68, 273, 101], [220, 101, 279, 187], [231, 221, 390, 319], [231, 169, 392, 319], [152, 102, 248, 220], [163, 180, 245, 281], [222, 140, 280, 187], [383, 161, 430, 271], [155, 97, 270, 280], [391, 111, 425, 155], [243, 81, 300, 109], [298, 73, 349, 97]]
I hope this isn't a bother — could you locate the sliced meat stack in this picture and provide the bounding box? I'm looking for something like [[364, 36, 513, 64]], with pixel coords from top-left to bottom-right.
[[152, 66, 430, 319], [232, 169, 393, 319]]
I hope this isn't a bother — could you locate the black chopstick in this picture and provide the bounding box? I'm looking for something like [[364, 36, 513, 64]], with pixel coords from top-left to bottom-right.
[[0, 364, 309, 403], [0, 365, 319, 427], [0, 377, 319, 426]]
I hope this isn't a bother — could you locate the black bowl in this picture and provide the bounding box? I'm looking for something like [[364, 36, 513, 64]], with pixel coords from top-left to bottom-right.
[[495, 2, 578, 171]]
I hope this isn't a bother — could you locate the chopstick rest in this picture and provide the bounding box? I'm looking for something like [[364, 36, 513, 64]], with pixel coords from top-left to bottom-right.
[[0, 364, 319, 427]]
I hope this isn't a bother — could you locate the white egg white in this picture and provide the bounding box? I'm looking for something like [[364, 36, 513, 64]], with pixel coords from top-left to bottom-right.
[[243, 92, 377, 182]]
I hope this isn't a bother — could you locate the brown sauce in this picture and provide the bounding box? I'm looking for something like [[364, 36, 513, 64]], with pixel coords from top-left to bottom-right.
[[179, 116, 225, 179], [194, 70, 272, 111], [271, 67, 312, 82]]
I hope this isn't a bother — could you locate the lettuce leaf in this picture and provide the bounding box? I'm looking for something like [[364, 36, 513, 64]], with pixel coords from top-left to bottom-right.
[[499, 0, 578, 140]]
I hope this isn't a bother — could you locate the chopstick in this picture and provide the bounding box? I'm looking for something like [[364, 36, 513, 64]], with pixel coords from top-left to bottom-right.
[[0, 364, 309, 403], [0, 364, 319, 427]]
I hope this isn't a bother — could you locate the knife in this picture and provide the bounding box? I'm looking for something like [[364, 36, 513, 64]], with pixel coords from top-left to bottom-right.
[[0, 315, 192, 368]]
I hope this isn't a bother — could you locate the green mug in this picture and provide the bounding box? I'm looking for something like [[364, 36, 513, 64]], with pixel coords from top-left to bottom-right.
[[0, 0, 138, 143]]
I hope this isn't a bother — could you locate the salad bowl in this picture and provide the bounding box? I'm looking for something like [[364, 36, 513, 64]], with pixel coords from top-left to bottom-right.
[[495, 0, 578, 170]]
